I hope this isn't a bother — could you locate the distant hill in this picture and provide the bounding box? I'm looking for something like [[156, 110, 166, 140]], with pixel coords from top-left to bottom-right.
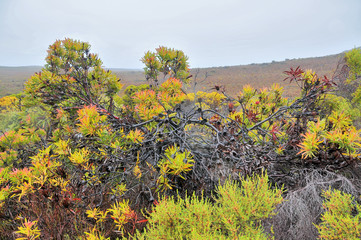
[[190, 53, 344, 97], [0, 66, 41, 97], [111, 52, 343, 98], [0, 52, 344, 98]]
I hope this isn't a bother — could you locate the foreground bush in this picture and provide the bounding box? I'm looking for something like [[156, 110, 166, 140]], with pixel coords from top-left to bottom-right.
[[134, 172, 283, 239], [316, 188, 361, 240]]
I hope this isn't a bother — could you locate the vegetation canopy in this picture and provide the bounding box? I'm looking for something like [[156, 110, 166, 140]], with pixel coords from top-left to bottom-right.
[[0, 39, 361, 239]]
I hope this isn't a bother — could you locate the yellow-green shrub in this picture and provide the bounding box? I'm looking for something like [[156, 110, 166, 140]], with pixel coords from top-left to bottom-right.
[[187, 91, 227, 111], [156, 145, 194, 192], [321, 94, 361, 121], [298, 111, 361, 160], [133, 78, 186, 121], [345, 48, 361, 83], [141, 46, 190, 84], [316, 188, 361, 240], [135, 172, 283, 239]]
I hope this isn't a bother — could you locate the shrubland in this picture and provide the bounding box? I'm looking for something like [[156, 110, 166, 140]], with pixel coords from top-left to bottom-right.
[[0, 39, 361, 239]]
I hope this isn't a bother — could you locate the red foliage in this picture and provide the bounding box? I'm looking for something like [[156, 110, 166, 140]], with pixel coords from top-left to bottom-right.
[[283, 66, 304, 83]]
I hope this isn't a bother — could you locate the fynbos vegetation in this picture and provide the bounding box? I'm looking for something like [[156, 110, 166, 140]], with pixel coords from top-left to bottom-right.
[[0, 39, 361, 239]]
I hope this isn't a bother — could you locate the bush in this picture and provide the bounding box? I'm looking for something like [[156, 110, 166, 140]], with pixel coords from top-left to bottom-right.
[[316, 188, 361, 240], [345, 48, 361, 83], [134, 172, 283, 239]]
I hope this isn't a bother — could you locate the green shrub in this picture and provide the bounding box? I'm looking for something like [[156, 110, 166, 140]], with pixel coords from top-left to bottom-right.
[[141, 46, 190, 85], [316, 188, 361, 240], [134, 172, 283, 239], [321, 94, 361, 121], [0, 111, 21, 132], [121, 84, 150, 108], [345, 48, 361, 83]]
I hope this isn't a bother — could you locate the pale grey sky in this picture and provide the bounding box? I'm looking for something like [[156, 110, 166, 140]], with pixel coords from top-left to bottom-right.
[[0, 0, 360, 68]]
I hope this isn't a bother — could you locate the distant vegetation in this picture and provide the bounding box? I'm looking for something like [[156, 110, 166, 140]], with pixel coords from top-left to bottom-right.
[[0, 39, 361, 239]]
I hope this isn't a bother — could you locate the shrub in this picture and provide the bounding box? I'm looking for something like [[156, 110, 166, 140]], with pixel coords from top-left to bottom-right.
[[135, 172, 283, 239], [298, 111, 361, 162], [142, 46, 191, 85], [316, 188, 361, 240], [345, 48, 361, 83]]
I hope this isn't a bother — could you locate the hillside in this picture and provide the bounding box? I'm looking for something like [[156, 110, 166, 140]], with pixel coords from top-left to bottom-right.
[[186, 53, 343, 97], [0, 66, 41, 97], [0, 53, 343, 98], [110, 53, 343, 97]]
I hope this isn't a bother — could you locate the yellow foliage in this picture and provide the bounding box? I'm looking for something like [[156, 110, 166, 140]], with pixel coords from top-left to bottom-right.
[[302, 69, 317, 84], [82, 163, 101, 185], [133, 78, 186, 121], [77, 105, 107, 136], [126, 129, 144, 144], [298, 132, 323, 159], [157, 145, 194, 192], [0, 95, 19, 113], [86, 207, 108, 223], [298, 114, 361, 160], [111, 183, 127, 198], [0, 150, 17, 166], [187, 91, 227, 110], [53, 139, 70, 156], [329, 111, 352, 130], [133, 152, 142, 179], [0, 130, 27, 149], [108, 200, 134, 232], [84, 227, 110, 240], [316, 188, 361, 239], [15, 218, 41, 240], [69, 148, 90, 165]]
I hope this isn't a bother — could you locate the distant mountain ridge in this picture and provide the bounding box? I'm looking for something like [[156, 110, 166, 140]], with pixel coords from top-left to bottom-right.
[[0, 52, 344, 97]]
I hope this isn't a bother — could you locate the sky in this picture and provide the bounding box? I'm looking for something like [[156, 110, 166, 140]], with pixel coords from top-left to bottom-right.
[[0, 0, 360, 69]]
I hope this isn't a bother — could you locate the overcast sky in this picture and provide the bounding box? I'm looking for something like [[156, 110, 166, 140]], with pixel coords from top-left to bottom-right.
[[0, 0, 360, 69]]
